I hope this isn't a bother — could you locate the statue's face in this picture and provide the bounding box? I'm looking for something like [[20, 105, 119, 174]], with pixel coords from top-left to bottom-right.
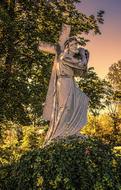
[[68, 40, 79, 54]]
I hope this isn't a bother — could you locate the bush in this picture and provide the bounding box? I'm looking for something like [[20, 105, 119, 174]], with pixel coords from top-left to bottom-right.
[[0, 137, 121, 190]]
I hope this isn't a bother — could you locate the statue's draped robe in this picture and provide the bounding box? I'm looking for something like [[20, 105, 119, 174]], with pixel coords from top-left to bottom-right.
[[38, 24, 89, 144], [44, 49, 89, 143]]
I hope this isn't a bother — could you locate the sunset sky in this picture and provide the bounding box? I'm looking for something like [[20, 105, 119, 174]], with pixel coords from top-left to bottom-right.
[[77, 0, 121, 78]]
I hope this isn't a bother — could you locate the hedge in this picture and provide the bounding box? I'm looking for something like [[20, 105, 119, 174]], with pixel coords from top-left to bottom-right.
[[0, 137, 121, 190]]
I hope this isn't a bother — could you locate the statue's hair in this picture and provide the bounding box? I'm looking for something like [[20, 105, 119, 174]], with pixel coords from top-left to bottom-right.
[[64, 36, 86, 49], [64, 36, 78, 48]]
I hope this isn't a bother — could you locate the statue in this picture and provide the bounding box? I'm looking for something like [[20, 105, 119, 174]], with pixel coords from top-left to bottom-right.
[[38, 24, 89, 145]]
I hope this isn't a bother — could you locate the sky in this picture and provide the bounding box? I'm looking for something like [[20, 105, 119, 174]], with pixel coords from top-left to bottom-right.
[[77, 0, 121, 78]]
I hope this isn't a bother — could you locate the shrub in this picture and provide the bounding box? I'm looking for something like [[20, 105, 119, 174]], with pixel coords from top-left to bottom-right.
[[0, 137, 121, 190]]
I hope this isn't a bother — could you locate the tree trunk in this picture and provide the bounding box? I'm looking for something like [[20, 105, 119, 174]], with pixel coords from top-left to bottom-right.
[[2, 0, 16, 88]]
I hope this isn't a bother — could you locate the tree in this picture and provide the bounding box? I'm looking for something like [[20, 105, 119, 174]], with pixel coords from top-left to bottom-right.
[[107, 60, 121, 115], [78, 67, 109, 116], [108, 60, 121, 91], [0, 0, 104, 126], [106, 61, 121, 145], [77, 67, 113, 141]]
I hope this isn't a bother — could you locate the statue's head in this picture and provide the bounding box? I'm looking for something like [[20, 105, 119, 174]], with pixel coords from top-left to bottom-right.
[[64, 36, 85, 54]]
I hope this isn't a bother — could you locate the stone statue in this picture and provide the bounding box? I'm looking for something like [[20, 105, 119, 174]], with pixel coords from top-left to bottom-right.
[[38, 24, 89, 144]]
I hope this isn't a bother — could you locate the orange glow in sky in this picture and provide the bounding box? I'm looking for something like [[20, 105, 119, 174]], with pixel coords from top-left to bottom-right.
[[77, 0, 121, 78]]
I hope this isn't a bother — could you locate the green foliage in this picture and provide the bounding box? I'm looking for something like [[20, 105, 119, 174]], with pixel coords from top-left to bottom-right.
[[0, 0, 104, 125], [1, 2, 121, 189], [107, 60, 121, 92], [81, 114, 121, 146], [0, 123, 45, 166], [0, 137, 121, 190], [105, 61, 121, 143], [78, 67, 110, 116]]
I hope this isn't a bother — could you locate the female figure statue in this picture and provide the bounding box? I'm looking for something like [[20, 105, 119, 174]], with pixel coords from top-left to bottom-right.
[[38, 24, 89, 144]]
